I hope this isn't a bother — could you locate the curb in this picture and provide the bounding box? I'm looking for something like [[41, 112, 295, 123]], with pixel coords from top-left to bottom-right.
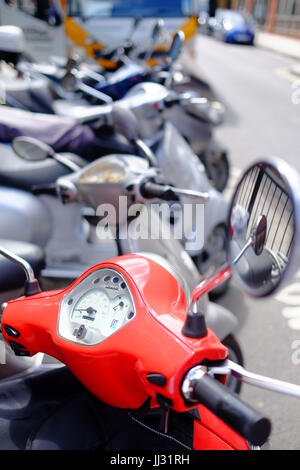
[[256, 34, 300, 62], [290, 64, 300, 77]]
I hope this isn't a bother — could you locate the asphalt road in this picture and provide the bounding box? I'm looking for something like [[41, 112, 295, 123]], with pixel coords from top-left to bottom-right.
[[190, 34, 300, 449]]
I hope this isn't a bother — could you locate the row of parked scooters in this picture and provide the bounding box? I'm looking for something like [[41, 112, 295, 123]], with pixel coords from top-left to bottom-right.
[[1, 22, 300, 451]]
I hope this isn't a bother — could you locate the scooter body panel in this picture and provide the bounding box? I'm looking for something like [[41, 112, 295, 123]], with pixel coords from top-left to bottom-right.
[[2, 255, 228, 411], [0, 186, 51, 246], [155, 122, 228, 255], [194, 406, 250, 450], [40, 195, 119, 278], [166, 103, 213, 155]]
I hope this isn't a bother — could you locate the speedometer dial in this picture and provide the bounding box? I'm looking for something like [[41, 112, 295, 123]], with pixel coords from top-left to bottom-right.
[[72, 289, 110, 329], [100, 294, 131, 338], [58, 268, 136, 345]]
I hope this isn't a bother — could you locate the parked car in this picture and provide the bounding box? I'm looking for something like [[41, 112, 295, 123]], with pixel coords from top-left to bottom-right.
[[210, 9, 255, 45]]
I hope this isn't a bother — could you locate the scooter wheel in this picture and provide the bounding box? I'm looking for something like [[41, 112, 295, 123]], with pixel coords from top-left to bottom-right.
[[222, 334, 244, 395], [201, 151, 230, 193], [208, 277, 230, 299]]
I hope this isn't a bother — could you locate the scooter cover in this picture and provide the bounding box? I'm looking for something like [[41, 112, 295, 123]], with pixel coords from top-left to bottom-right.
[[0, 107, 95, 159]]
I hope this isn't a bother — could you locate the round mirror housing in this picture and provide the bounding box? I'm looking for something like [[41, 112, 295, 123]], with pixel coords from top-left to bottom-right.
[[228, 157, 300, 297], [12, 137, 54, 162]]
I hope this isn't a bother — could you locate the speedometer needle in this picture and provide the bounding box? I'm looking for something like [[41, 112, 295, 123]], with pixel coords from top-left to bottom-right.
[[75, 307, 97, 315], [113, 301, 124, 311]]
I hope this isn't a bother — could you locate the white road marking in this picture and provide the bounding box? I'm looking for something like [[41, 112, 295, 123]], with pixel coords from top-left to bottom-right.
[[276, 270, 300, 331], [275, 67, 300, 83]]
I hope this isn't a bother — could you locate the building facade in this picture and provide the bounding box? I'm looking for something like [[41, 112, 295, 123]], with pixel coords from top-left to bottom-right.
[[216, 0, 300, 37]]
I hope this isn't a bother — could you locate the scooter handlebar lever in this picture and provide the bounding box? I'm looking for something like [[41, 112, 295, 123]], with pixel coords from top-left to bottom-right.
[[191, 373, 271, 447], [140, 181, 179, 201]]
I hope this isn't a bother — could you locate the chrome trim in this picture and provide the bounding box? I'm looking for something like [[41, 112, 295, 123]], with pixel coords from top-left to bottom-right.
[[209, 360, 300, 399], [0, 246, 35, 282], [58, 268, 136, 346], [181, 365, 207, 402], [227, 156, 300, 295]]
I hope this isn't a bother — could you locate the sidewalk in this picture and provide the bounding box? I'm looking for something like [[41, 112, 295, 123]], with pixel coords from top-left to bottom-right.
[[256, 31, 300, 62]]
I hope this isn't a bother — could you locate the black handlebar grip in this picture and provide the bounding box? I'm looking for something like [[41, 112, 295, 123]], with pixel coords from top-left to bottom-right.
[[32, 184, 57, 197], [193, 374, 271, 446], [164, 97, 180, 108], [140, 182, 179, 201]]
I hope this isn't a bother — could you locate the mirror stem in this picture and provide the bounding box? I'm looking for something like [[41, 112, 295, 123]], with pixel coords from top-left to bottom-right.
[[190, 264, 231, 306], [135, 139, 157, 167], [0, 246, 41, 296], [0, 247, 35, 282], [54, 154, 81, 173], [232, 238, 252, 265]]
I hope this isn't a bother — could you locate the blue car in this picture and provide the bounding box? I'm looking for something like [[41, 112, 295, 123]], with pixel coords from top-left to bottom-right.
[[212, 9, 255, 45]]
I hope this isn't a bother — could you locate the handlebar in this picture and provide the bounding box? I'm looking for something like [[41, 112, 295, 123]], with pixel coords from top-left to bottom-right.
[[191, 372, 271, 446], [140, 180, 209, 202], [140, 181, 179, 201], [32, 184, 57, 197]]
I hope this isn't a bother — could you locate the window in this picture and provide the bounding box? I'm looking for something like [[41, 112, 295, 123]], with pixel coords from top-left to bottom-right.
[[4, 0, 62, 26], [77, 0, 191, 19]]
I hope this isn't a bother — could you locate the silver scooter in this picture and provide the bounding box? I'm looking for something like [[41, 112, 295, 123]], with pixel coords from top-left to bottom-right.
[[58, 94, 229, 278], [14, 30, 228, 191], [0, 97, 228, 280]]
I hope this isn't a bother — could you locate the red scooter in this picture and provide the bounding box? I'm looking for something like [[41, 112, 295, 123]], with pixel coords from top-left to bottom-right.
[[1, 156, 300, 450]]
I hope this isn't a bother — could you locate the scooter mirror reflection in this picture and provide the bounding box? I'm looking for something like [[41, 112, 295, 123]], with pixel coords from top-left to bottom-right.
[[65, 55, 80, 73], [12, 136, 54, 162], [169, 31, 185, 63], [151, 19, 164, 42], [228, 159, 299, 297], [61, 71, 78, 92]]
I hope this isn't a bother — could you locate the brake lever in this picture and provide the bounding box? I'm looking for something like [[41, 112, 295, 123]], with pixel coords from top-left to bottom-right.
[[171, 187, 209, 202], [209, 359, 300, 398]]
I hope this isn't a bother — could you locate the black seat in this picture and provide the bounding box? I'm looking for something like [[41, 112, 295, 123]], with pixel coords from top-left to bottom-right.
[[0, 143, 86, 191], [0, 240, 45, 291]]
